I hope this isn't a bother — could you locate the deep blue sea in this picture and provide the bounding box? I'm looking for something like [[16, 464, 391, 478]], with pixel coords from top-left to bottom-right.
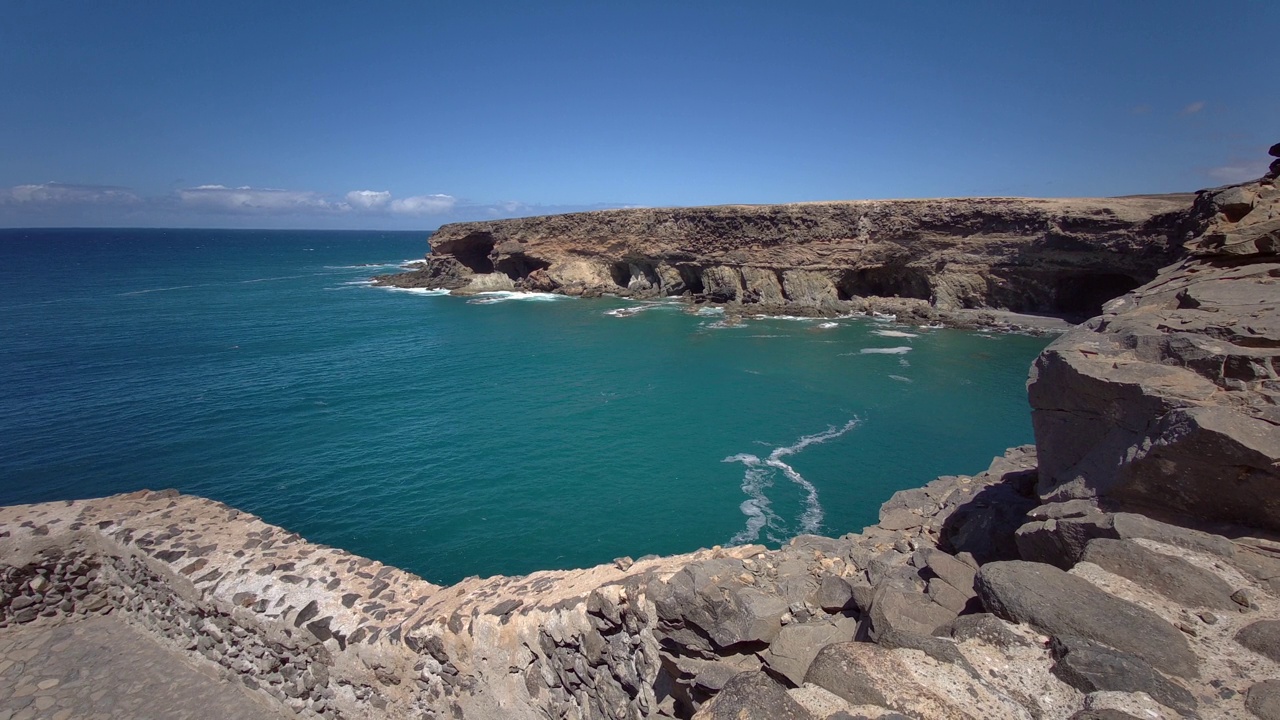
[[0, 228, 1051, 585]]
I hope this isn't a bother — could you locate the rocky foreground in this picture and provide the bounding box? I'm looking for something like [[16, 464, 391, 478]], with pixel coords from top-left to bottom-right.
[[376, 194, 1195, 327], [2, 152, 1278, 719]]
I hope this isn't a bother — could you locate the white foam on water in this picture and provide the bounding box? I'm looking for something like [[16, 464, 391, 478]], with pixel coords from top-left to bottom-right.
[[899, 357, 910, 367], [818, 322, 839, 329], [871, 329, 918, 338], [695, 306, 725, 316], [118, 285, 200, 296], [872, 312, 897, 322], [382, 287, 451, 296], [859, 346, 913, 355], [889, 375, 913, 383], [605, 306, 647, 318], [724, 418, 861, 544], [466, 291, 569, 304]]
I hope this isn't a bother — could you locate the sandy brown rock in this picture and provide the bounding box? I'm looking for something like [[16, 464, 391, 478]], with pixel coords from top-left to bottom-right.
[[378, 195, 1193, 320]]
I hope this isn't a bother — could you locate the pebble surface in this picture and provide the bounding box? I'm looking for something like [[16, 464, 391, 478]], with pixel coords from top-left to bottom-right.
[[0, 616, 295, 720]]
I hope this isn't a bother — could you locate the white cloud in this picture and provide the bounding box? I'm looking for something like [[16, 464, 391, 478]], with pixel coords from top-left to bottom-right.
[[178, 185, 337, 213], [1208, 160, 1270, 183], [4, 182, 140, 205], [389, 193, 457, 215], [344, 190, 392, 210], [1181, 101, 1205, 115]]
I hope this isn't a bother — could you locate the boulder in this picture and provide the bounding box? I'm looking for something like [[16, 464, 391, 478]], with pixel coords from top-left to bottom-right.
[[1015, 507, 1118, 570], [867, 587, 957, 642], [804, 642, 1030, 719], [941, 613, 1037, 649], [1109, 513, 1237, 558], [814, 575, 857, 613], [1078, 538, 1236, 610], [1236, 620, 1280, 663], [1049, 635, 1197, 715], [691, 671, 816, 720], [760, 616, 859, 686], [976, 561, 1199, 678], [1248, 679, 1280, 720]]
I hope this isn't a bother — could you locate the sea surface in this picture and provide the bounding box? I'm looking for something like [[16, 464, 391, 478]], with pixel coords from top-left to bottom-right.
[[0, 228, 1053, 585]]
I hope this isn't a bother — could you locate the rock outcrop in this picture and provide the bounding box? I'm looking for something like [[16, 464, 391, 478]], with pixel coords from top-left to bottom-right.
[[7, 152, 1280, 719], [376, 195, 1194, 321], [1029, 173, 1280, 530]]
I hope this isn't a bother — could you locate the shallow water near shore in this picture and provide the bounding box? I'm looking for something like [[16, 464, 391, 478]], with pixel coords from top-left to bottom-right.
[[0, 228, 1051, 585]]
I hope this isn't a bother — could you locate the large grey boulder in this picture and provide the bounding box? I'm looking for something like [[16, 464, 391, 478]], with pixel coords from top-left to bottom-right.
[[760, 615, 858, 687], [690, 671, 816, 720], [1049, 635, 1197, 715], [976, 560, 1199, 678], [1248, 680, 1280, 720], [1236, 620, 1280, 663], [1079, 538, 1236, 610], [1028, 177, 1280, 531]]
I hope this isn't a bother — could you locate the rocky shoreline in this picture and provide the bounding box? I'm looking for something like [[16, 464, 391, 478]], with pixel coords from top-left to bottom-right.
[[374, 194, 1196, 329], [2, 151, 1278, 719]]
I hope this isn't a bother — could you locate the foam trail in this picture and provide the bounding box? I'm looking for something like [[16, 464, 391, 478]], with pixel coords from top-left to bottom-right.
[[383, 287, 451, 296], [871, 329, 918, 338], [724, 418, 861, 543], [859, 346, 912, 355]]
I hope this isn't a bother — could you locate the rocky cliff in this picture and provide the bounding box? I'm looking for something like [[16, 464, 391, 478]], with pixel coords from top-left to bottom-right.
[[5, 152, 1280, 720], [1030, 173, 1280, 531], [376, 195, 1194, 322]]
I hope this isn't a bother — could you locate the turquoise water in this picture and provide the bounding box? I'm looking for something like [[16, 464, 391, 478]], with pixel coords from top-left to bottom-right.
[[0, 228, 1050, 585]]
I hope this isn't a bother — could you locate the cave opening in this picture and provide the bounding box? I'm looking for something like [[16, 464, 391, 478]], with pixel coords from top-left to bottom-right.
[[609, 262, 632, 288], [836, 267, 931, 301], [677, 265, 705, 294], [495, 255, 550, 281], [1056, 272, 1142, 317], [450, 233, 497, 274]]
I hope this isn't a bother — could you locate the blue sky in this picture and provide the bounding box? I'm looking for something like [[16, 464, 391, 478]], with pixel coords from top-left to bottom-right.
[[2, 1, 1276, 229]]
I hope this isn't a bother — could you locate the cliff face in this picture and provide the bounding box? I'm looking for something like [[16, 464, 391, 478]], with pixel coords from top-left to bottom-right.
[[1029, 176, 1280, 529], [378, 195, 1194, 320]]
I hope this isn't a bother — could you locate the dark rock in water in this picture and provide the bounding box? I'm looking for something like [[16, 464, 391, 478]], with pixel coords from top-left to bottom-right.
[[1248, 679, 1280, 720], [1079, 538, 1236, 610], [976, 560, 1199, 678], [689, 671, 815, 720], [941, 613, 1037, 649], [1236, 620, 1280, 663], [1049, 635, 1198, 715]]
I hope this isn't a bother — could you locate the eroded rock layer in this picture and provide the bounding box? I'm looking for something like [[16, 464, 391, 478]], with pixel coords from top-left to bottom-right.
[[376, 196, 1194, 320], [1030, 175, 1280, 530]]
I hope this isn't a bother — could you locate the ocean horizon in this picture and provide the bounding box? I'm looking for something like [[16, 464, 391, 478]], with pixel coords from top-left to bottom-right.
[[0, 227, 1051, 585]]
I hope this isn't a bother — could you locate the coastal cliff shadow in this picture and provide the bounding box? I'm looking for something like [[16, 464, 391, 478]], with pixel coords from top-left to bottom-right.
[[939, 469, 1040, 564]]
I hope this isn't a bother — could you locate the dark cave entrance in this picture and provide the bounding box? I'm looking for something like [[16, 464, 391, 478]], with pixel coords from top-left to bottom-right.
[[836, 267, 932, 301], [450, 233, 497, 274], [1056, 272, 1141, 317], [495, 255, 550, 281]]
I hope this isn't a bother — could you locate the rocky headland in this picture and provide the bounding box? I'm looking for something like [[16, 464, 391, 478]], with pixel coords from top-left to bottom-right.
[[2, 148, 1278, 719], [375, 194, 1197, 329]]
